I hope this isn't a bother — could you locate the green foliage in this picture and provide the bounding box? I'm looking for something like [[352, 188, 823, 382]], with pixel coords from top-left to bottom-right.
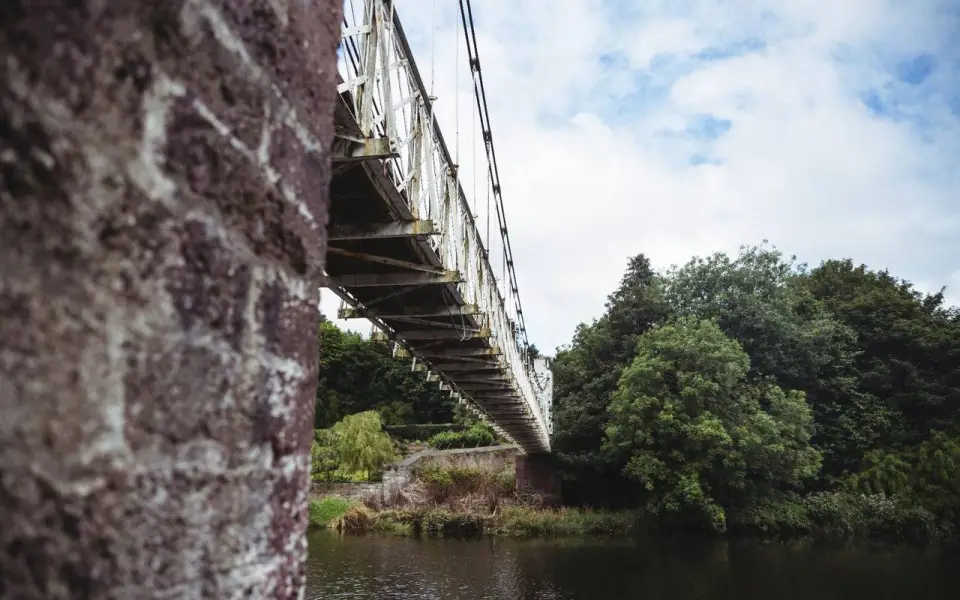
[[662, 244, 867, 477], [551, 242, 960, 541], [605, 317, 821, 532], [330, 411, 397, 479], [332, 411, 397, 474], [802, 259, 960, 460], [427, 423, 498, 449], [551, 254, 671, 503], [310, 428, 340, 483], [727, 491, 946, 541], [309, 496, 359, 528], [316, 319, 455, 428], [385, 423, 465, 442], [491, 507, 638, 537], [844, 431, 960, 522], [373, 506, 637, 538]]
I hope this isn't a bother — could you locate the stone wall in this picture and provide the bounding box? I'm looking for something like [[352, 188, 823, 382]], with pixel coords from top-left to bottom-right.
[[312, 446, 520, 508], [0, 1, 340, 598], [311, 482, 386, 505], [412, 445, 519, 473]]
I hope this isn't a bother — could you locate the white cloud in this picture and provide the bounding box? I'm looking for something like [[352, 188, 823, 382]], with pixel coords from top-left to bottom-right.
[[326, 0, 960, 353]]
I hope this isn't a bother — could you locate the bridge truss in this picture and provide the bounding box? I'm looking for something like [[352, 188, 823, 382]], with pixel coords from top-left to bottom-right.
[[325, 0, 552, 452]]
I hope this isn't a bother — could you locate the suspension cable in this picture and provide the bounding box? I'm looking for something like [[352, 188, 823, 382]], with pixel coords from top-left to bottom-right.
[[429, 0, 436, 97], [472, 77, 477, 216], [454, 2, 460, 167], [486, 169, 491, 250], [458, 0, 530, 352], [386, 4, 531, 357]]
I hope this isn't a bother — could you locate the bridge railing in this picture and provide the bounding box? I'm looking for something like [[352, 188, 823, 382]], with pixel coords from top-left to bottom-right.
[[336, 0, 550, 449]]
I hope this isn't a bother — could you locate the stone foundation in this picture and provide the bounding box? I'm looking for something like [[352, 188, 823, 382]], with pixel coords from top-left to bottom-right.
[[0, 1, 340, 598], [516, 453, 562, 507]]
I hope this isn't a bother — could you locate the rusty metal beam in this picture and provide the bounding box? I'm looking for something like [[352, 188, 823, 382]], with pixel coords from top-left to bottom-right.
[[451, 373, 511, 383], [457, 382, 514, 391], [318, 270, 460, 287], [417, 346, 500, 358], [327, 246, 445, 274], [471, 393, 522, 401], [329, 220, 436, 241], [331, 135, 397, 163], [339, 303, 478, 319], [431, 363, 507, 373], [397, 328, 490, 341]]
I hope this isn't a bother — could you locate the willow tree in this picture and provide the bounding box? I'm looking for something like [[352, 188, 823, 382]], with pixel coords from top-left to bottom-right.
[[332, 411, 397, 479]]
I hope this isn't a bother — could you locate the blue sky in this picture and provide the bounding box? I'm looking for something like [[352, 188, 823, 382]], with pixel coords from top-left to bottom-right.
[[325, 0, 960, 354]]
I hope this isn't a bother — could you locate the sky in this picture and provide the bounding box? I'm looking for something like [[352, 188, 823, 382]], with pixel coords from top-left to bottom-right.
[[324, 0, 960, 355]]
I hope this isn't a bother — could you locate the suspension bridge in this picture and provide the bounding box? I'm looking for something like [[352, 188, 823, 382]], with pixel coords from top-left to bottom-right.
[[323, 0, 553, 453]]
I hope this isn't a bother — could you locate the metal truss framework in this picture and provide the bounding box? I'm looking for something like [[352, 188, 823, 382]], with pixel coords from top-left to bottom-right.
[[329, 0, 552, 452]]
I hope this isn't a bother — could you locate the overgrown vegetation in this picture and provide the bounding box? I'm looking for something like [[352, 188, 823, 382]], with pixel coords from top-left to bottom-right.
[[311, 411, 397, 483], [313, 495, 639, 538], [310, 243, 960, 544], [551, 245, 960, 539], [385, 423, 465, 442], [308, 497, 373, 531], [315, 317, 457, 428], [426, 423, 498, 449]]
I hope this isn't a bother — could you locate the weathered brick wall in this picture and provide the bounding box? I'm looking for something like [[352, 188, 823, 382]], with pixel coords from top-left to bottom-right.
[[0, 1, 339, 598]]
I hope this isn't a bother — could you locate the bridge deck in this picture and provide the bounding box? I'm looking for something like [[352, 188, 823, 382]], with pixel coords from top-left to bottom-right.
[[326, 102, 543, 452], [326, 1, 550, 453]]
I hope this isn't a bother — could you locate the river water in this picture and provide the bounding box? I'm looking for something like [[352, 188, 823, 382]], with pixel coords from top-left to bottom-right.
[[306, 531, 959, 599]]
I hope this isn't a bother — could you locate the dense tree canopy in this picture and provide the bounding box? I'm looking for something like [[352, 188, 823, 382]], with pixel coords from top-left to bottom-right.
[[315, 317, 455, 428], [606, 317, 820, 531], [551, 244, 960, 531], [550, 254, 669, 504]]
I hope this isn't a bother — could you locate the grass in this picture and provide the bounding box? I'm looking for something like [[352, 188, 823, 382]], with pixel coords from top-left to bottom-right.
[[310, 463, 642, 540], [341, 504, 640, 539], [490, 506, 639, 537], [309, 497, 373, 531]]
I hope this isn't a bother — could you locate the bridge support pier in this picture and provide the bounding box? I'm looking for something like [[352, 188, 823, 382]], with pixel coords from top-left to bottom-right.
[[516, 453, 562, 507], [1, 1, 339, 598]]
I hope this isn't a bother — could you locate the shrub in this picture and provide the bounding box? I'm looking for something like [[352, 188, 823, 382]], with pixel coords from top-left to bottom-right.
[[492, 506, 637, 537], [308, 496, 373, 531], [309, 496, 353, 527], [332, 411, 398, 478], [385, 423, 465, 442], [427, 423, 497, 449], [310, 428, 340, 483]]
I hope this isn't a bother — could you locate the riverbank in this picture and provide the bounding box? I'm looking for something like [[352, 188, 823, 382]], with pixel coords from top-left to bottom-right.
[[309, 496, 636, 537], [308, 493, 957, 544]]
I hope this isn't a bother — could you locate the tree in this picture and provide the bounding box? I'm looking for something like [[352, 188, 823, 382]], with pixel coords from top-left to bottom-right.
[[310, 428, 341, 484], [845, 431, 960, 523], [802, 259, 960, 451], [662, 244, 866, 477], [605, 318, 821, 531], [550, 254, 671, 505], [331, 411, 397, 479], [316, 321, 455, 428]]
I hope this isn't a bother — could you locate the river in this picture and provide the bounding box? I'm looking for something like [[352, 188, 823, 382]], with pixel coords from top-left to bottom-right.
[[306, 531, 959, 599]]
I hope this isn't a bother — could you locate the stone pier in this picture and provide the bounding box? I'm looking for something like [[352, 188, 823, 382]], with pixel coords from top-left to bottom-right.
[[0, 1, 340, 598], [516, 453, 562, 507]]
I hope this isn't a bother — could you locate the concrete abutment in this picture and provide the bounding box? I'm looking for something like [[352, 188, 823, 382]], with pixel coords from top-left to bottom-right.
[[516, 453, 562, 507]]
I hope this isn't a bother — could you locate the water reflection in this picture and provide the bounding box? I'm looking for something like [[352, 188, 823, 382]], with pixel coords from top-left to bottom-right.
[[305, 531, 958, 600]]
